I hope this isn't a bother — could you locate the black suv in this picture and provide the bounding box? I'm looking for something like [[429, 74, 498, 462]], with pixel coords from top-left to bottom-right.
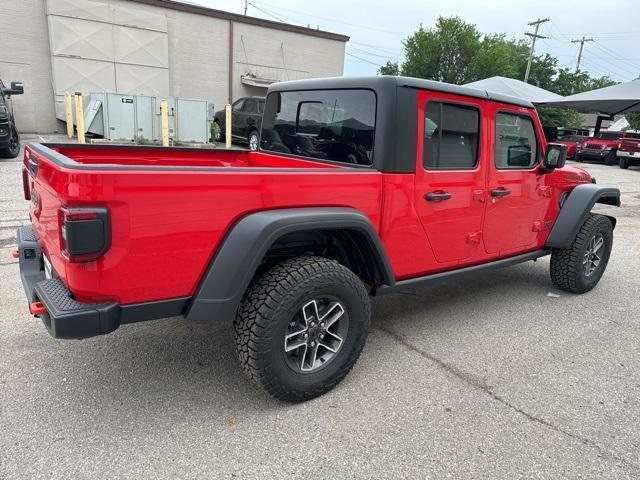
[[213, 96, 265, 150], [0, 79, 24, 158]]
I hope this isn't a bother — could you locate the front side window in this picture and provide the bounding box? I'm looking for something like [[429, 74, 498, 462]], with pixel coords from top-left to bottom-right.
[[260, 89, 376, 165], [495, 112, 539, 169], [424, 101, 480, 170]]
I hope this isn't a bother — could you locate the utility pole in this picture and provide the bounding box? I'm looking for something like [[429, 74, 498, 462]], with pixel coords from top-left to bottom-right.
[[572, 36, 594, 73], [524, 18, 549, 83], [244, 0, 248, 15]]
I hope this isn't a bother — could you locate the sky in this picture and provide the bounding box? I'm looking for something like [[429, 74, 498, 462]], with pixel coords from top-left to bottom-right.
[[184, 0, 640, 83]]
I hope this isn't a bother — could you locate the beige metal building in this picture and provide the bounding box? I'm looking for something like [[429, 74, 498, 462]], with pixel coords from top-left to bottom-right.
[[0, 0, 349, 133]]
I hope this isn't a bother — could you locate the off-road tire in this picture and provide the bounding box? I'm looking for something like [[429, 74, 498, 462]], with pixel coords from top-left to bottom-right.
[[550, 214, 613, 294], [619, 157, 629, 169], [234, 256, 371, 402], [604, 150, 617, 166], [0, 128, 20, 158]]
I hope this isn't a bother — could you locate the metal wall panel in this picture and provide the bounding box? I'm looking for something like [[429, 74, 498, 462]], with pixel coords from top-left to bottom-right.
[[46, 0, 169, 119], [114, 25, 168, 68], [48, 15, 114, 61], [115, 64, 169, 96], [46, 0, 111, 22]]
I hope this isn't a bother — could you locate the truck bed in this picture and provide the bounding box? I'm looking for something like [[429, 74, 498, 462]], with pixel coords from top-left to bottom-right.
[[24, 143, 382, 305]]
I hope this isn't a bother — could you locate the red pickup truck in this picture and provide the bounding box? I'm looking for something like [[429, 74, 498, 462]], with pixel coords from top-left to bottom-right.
[[16, 77, 620, 402], [576, 130, 640, 165], [618, 136, 640, 169]]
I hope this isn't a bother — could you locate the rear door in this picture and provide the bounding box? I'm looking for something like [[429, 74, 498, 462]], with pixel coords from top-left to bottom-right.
[[231, 98, 246, 139], [414, 91, 487, 264], [483, 107, 550, 255]]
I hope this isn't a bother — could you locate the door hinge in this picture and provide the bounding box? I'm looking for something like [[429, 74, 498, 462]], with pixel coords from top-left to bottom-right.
[[467, 231, 482, 244], [538, 185, 553, 197], [473, 189, 485, 202], [532, 220, 553, 232]]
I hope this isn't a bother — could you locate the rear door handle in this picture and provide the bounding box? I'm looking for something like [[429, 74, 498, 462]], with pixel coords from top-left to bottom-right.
[[425, 191, 452, 202], [490, 188, 511, 197]]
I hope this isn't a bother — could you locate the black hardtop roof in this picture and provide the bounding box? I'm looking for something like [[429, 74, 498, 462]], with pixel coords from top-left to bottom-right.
[[268, 75, 534, 109]]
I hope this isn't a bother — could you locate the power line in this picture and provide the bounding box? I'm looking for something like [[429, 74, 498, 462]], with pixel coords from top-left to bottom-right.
[[247, 2, 289, 23], [571, 36, 593, 73], [524, 18, 550, 83], [590, 41, 640, 72], [345, 51, 382, 67]]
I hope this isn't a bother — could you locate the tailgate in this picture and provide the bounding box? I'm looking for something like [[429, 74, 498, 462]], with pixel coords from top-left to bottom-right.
[[620, 138, 640, 152]]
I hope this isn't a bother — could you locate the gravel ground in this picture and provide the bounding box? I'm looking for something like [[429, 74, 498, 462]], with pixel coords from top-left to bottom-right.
[[1, 136, 639, 479]]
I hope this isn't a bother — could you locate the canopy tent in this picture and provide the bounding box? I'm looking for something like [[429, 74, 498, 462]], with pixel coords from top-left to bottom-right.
[[464, 76, 563, 103], [538, 79, 640, 115]]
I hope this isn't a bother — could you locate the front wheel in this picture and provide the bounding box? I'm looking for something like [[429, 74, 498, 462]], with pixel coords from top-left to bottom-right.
[[234, 256, 371, 402], [604, 150, 617, 166], [575, 153, 583, 162], [550, 214, 613, 294], [619, 157, 629, 169], [0, 128, 20, 158]]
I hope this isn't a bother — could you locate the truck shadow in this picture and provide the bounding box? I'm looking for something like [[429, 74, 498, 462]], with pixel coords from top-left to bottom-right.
[[27, 260, 554, 416]]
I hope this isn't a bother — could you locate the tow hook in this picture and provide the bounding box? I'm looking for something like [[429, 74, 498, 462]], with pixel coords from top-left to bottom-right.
[[29, 301, 47, 316]]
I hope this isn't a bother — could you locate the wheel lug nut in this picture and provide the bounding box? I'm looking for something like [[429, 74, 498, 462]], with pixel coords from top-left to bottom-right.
[[320, 322, 325, 327], [311, 322, 315, 327], [303, 333, 308, 338], [310, 341, 315, 347], [320, 333, 324, 339]]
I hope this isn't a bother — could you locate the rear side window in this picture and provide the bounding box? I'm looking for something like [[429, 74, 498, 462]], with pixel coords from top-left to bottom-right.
[[258, 99, 265, 114], [423, 101, 480, 170], [495, 112, 539, 169], [260, 89, 376, 166]]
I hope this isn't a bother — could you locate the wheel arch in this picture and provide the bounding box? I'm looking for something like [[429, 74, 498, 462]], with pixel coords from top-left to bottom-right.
[[185, 208, 395, 322], [546, 183, 620, 249]]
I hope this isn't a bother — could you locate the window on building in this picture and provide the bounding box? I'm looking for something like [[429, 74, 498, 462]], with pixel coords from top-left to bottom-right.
[[423, 101, 480, 170]]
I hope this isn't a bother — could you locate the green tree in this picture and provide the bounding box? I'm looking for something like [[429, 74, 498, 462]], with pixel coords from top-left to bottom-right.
[[401, 17, 482, 84], [624, 112, 640, 131], [378, 61, 399, 76], [536, 107, 584, 128]]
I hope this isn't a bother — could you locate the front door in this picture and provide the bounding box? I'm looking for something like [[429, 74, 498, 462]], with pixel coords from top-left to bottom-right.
[[414, 92, 487, 264], [483, 109, 550, 255]]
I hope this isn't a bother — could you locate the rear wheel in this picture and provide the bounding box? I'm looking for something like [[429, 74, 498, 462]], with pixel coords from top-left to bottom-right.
[[604, 150, 617, 166], [234, 256, 371, 402], [550, 214, 613, 294], [575, 153, 583, 162], [0, 128, 20, 159], [619, 157, 629, 169]]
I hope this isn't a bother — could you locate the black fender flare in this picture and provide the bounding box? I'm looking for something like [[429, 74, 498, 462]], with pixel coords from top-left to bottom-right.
[[185, 207, 395, 322], [545, 183, 620, 249]]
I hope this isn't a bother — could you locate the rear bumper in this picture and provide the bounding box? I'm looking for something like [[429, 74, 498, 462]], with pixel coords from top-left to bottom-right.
[[618, 150, 640, 159], [17, 225, 189, 339]]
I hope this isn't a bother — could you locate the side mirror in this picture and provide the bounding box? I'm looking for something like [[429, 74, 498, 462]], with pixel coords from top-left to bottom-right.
[[3, 81, 24, 96], [544, 143, 567, 170]]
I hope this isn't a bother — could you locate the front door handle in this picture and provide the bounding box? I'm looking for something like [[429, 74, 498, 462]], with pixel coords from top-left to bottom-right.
[[425, 191, 452, 202], [490, 188, 511, 198]]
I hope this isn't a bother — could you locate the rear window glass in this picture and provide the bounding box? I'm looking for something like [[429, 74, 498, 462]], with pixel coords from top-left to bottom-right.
[[260, 89, 376, 166]]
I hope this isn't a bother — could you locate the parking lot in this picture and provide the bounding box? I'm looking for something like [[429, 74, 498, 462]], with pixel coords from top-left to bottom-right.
[[1, 136, 639, 479]]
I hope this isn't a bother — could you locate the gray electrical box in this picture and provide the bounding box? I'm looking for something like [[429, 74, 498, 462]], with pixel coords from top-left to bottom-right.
[[83, 92, 209, 143]]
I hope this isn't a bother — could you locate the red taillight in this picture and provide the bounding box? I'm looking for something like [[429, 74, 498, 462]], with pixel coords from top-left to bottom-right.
[[22, 167, 31, 200], [58, 206, 111, 263]]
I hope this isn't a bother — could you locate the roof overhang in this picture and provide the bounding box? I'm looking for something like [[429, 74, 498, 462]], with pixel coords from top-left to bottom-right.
[[241, 74, 275, 88], [128, 0, 350, 42]]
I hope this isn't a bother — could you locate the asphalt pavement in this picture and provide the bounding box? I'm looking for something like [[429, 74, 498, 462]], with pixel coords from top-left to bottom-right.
[[1, 136, 639, 479]]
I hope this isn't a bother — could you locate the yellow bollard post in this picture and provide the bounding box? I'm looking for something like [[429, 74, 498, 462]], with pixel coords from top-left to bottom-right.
[[64, 92, 74, 138], [74, 92, 85, 144], [160, 99, 169, 147], [225, 104, 232, 149]]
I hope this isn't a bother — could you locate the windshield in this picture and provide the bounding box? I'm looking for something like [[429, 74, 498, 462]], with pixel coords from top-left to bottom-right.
[[260, 89, 376, 166], [596, 132, 622, 140], [563, 135, 588, 142]]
